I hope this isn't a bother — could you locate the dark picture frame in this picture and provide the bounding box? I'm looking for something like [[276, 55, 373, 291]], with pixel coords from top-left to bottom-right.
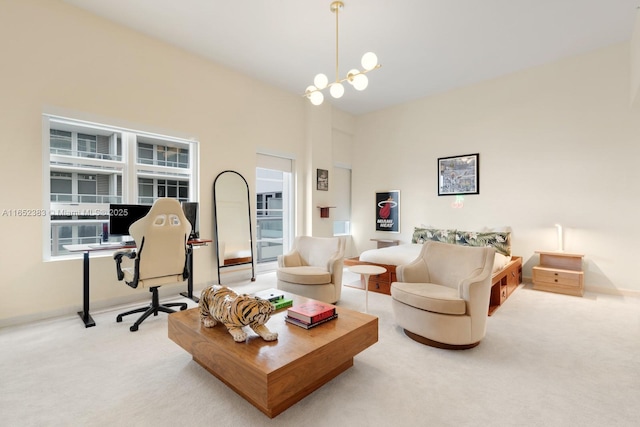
[[317, 168, 328, 191], [375, 190, 400, 232], [438, 153, 480, 196]]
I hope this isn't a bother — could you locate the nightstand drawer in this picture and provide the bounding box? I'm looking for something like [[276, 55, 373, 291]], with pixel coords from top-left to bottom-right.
[[533, 267, 582, 287], [368, 279, 391, 294], [368, 271, 392, 294]]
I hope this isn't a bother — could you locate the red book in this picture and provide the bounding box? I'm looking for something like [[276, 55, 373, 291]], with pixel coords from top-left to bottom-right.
[[287, 301, 336, 324], [285, 313, 338, 329]]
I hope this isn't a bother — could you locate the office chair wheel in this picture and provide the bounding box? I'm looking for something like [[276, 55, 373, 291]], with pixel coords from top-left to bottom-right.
[[130, 325, 139, 332], [116, 315, 123, 322]]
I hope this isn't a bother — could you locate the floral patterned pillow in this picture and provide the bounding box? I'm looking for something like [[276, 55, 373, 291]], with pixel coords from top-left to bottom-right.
[[454, 230, 511, 257], [412, 227, 456, 244]]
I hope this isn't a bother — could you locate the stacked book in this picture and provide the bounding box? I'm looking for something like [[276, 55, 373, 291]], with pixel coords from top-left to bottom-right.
[[285, 301, 338, 329], [254, 288, 293, 310]]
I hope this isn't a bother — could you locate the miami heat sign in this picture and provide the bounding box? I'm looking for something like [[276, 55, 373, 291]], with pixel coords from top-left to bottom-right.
[[375, 191, 400, 232]]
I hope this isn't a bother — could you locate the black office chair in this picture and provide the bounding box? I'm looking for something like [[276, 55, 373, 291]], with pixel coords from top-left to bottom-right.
[[114, 198, 191, 331]]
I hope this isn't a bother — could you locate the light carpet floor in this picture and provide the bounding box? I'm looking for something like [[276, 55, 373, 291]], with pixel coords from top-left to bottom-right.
[[1, 271, 639, 427]]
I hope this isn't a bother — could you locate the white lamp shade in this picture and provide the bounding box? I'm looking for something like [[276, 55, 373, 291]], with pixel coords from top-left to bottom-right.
[[313, 73, 328, 89], [346, 69, 360, 85], [353, 73, 368, 91], [310, 91, 324, 105], [329, 82, 344, 98], [305, 85, 324, 105], [361, 52, 378, 71]]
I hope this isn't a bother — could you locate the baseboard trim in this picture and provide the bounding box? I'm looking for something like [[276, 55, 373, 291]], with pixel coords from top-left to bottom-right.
[[522, 276, 640, 298], [0, 282, 206, 329], [583, 285, 640, 298]]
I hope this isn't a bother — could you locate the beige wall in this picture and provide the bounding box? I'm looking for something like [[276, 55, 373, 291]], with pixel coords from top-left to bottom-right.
[[631, 8, 640, 107], [352, 43, 640, 295], [2, 0, 639, 325], [0, 0, 335, 324], [305, 106, 355, 239]]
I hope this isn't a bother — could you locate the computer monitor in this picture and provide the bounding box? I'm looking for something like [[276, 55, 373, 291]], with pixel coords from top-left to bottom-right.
[[108, 204, 152, 237], [181, 201, 199, 240]]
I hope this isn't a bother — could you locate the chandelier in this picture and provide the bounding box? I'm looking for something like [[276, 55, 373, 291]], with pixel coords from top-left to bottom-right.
[[304, 1, 381, 106]]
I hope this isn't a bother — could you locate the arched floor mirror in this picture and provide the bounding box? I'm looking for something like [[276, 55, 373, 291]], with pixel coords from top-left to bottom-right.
[[213, 170, 256, 283]]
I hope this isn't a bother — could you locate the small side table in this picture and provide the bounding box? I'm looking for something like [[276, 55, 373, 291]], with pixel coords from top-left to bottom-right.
[[348, 265, 387, 312], [532, 251, 584, 296]]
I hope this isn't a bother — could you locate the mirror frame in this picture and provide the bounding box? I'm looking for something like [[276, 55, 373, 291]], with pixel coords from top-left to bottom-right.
[[213, 170, 256, 283]]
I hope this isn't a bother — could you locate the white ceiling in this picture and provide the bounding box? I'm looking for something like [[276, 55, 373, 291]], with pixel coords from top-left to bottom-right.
[[63, 0, 639, 115]]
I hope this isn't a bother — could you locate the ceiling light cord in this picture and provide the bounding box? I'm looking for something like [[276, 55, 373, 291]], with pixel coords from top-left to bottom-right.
[[304, 1, 381, 106], [335, 1, 339, 83]]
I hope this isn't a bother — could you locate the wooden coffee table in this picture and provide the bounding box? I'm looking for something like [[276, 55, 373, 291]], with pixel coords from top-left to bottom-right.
[[168, 292, 378, 418]]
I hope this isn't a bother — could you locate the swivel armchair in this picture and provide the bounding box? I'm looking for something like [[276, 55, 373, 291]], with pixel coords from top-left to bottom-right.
[[276, 236, 345, 304], [391, 241, 495, 349], [114, 198, 191, 331]]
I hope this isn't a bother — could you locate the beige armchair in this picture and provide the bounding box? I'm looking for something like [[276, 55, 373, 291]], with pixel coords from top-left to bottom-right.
[[276, 236, 345, 304], [113, 198, 191, 331], [391, 241, 495, 349]]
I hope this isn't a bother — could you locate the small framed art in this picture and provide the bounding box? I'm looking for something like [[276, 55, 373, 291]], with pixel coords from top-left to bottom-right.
[[317, 169, 328, 191], [438, 153, 479, 196]]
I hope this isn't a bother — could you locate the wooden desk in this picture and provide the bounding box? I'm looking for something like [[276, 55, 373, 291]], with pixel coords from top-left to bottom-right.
[[169, 292, 378, 418], [64, 238, 211, 328], [180, 239, 212, 302]]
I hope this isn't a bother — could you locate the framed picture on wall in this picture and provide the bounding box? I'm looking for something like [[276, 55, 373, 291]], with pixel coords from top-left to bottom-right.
[[375, 190, 400, 232], [317, 168, 328, 191], [438, 153, 479, 196]]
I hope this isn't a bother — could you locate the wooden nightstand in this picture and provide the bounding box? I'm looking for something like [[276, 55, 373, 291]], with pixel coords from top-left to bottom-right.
[[532, 251, 584, 297], [370, 238, 400, 249]]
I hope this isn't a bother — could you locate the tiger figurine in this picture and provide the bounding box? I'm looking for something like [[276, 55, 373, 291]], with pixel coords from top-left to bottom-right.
[[199, 285, 278, 342]]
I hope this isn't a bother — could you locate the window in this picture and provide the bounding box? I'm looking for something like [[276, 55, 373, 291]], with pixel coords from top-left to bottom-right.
[[77, 174, 97, 203], [138, 141, 189, 168], [50, 130, 72, 154], [255, 171, 286, 263], [50, 172, 72, 202], [77, 133, 97, 157], [44, 115, 198, 259], [256, 153, 294, 268], [332, 166, 352, 236], [137, 178, 189, 205]]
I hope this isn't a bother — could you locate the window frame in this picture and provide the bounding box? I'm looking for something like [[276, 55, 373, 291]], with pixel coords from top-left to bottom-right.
[[42, 114, 199, 260]]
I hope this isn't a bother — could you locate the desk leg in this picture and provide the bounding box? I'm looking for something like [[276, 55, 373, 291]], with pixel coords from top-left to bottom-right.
[[77, 251, 96, 328], [180, 246, 199, 303]]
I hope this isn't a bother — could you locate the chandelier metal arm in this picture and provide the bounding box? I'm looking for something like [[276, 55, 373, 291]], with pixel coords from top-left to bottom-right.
[[304, 64, 382, 96], [334, 1, 340, 82], [303, 1, 381, 105]]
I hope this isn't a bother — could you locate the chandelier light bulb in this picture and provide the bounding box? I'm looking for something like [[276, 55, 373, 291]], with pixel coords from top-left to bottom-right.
[[346, 69, 359, 85], [314, 73, 329, 89], [361, 52, 378, 71], [310, 91, 324, 105], [306, 85, 324, 105], [353, 73, 368, 91], [329, 82, 344, 98]]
